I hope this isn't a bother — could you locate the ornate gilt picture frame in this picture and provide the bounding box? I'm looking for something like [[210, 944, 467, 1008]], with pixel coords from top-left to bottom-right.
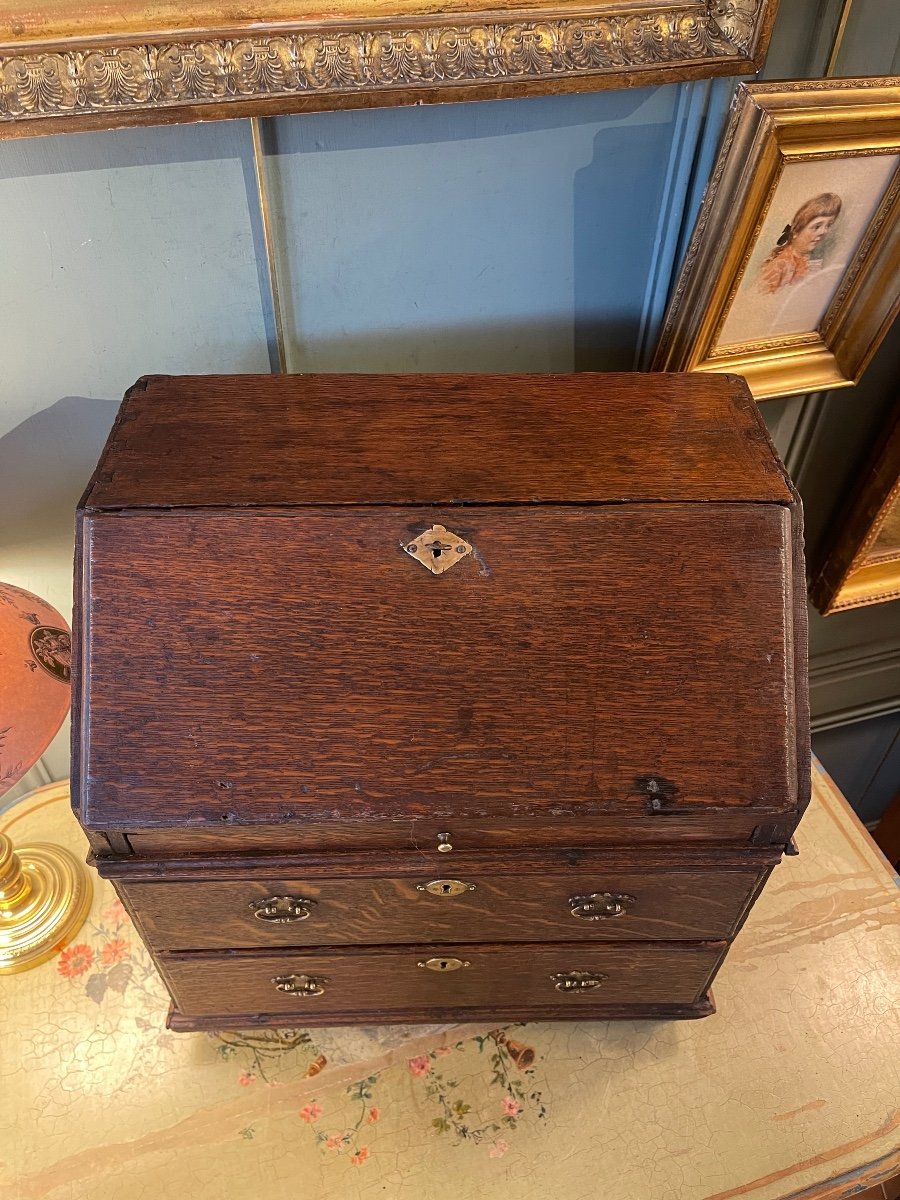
[[0, 1, 778, 136], [812, 406, 900, 616], [654, 79, 900, 402]]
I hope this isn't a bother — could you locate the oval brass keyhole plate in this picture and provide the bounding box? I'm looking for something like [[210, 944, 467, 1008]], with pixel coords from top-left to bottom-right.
[[404, 525, 472, 574], [418, 957, 470, 971], [416, 879, 476, 897]]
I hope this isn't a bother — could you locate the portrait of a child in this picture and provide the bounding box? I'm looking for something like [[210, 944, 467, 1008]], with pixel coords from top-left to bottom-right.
[[756, 192, 843, 295]]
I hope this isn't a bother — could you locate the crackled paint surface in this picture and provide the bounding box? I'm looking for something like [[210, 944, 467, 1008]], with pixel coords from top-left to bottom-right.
[[1, 765, 898, 1200]]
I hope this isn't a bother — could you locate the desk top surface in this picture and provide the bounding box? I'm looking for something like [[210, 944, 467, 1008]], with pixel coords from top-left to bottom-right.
[[84, 373, 793, 509], [1, 761, 897, 1200]]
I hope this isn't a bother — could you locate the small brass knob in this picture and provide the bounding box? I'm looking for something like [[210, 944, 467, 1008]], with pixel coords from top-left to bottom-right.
[[569, 892, 635, 921], [250, 895, 317, 923], [436, 832, 453, 853]]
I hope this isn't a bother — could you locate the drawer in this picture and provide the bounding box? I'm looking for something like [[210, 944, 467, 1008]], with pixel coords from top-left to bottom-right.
[[118, 860, 768, 949], [159, 941, 728, 1022], [123, 808, 782, 857]]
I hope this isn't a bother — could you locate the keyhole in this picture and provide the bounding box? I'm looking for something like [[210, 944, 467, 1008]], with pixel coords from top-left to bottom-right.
[[442, 883, 452, 894], [437, 960, 451, 970], [426, 540, 451, 560]]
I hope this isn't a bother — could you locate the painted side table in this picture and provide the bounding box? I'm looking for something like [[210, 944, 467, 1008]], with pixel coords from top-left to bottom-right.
[[0, 762, 898, 1200]]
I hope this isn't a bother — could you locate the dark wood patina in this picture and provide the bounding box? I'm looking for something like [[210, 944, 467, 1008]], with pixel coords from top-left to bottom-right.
[[72, 372, 809, 1028]]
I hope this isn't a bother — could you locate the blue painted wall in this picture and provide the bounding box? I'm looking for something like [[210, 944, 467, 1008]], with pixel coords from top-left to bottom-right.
[[265, 81, 729, 374]]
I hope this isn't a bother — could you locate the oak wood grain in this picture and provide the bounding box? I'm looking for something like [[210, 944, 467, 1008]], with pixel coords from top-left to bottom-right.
[[157, 940, 728, 1017], [119, 864, 768, 949], [95, 844, 785, 878], [165, 994, 717, 1029], [71, 371, 807, 1027], [77, 504, 798, 830], [83, 373, 794, 510], [121, 811, 796, 854]]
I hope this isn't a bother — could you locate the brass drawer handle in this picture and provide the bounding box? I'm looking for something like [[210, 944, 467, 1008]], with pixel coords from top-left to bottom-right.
[[416, 879, 476, 897], [250, 895, 318, 924], [569, 892, 635, 921], [272, 973, 328, 997], [551, 970, 608, 992]]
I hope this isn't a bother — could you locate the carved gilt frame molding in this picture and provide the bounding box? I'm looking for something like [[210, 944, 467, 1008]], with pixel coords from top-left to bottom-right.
[[0, 0, 776, 137]]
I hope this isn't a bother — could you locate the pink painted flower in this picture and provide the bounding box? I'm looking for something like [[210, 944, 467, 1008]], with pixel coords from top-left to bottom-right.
[[435, 1046, 453, 1056], [101, 899, 128, 925], [100, 937, 129, 966], [325, 1135, 342, 1150], [57, 943, 94, 979], [367, 1107, 379, 1124], [350, 1147, 370, 1165], [502, 1096, 521, 1117], [408, 1055, 430, 1077], [299, 1102, 323, 1123], [489, 1140, 509, 1159], [238, 1072, 256, 1087]]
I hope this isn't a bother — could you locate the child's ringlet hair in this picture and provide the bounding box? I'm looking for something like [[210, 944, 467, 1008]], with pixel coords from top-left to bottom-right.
[[776, 192, 842, 247]]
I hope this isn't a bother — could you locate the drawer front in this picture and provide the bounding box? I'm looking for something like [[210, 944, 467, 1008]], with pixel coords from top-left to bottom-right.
[[124, 808, 776, 857], [160, 942, 727, 1018], [120, 866, 765, 949]]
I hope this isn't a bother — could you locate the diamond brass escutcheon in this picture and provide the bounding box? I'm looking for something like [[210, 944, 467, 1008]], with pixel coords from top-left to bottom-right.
[[404, 525, 472, 574]]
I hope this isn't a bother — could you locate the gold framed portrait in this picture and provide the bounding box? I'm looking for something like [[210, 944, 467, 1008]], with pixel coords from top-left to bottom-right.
[[654, 78, 900, 402], [0, 1, 779, 136], [812, 405, 900, 616]]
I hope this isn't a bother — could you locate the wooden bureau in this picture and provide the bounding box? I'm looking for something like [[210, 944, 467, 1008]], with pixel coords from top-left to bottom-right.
[[72, 372, 809, 1029]]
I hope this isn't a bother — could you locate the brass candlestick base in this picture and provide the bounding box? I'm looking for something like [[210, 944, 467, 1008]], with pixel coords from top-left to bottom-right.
[[0, 832, 92, 974]]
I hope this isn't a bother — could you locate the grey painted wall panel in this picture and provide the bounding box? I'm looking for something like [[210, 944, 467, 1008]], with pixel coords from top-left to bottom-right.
[[832, 0, 900, 76], [267, 86, 686, 373], [760, 0, 844, 78], [0, 119, 272, 776], [0, 120, 271, 442], [813, 711, 900, 823]]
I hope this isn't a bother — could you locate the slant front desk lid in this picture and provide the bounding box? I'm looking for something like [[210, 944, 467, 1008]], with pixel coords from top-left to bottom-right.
[[74, 373, 808, 839]]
